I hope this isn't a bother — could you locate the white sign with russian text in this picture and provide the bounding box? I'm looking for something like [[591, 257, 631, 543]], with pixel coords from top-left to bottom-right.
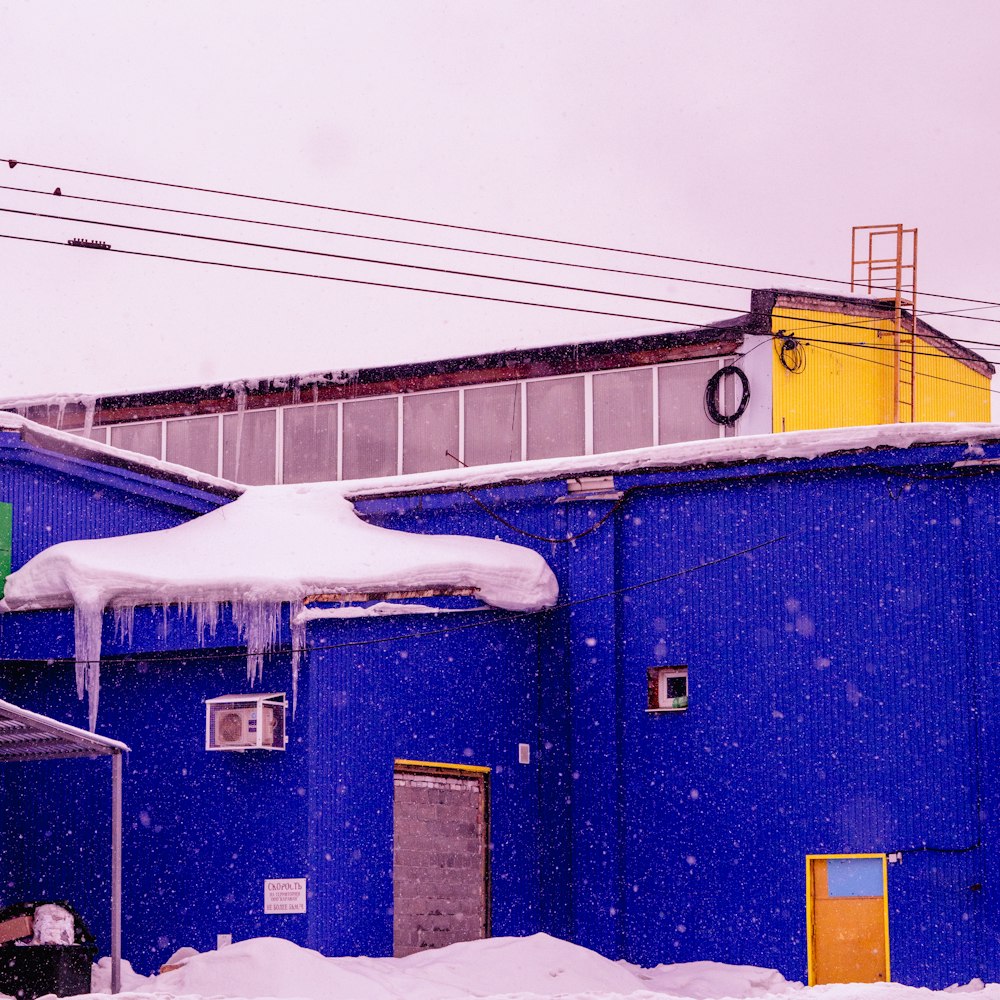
[[264, 878, 307, 914]]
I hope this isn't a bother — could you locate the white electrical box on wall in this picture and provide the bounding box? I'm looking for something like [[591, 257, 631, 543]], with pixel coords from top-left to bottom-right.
[[205, 693, 287, 751]]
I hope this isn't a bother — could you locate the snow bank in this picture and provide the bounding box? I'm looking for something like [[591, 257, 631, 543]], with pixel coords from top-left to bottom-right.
[[0, 483, 557, 728], [79, 933, 998, 1000], [85, 933, 798, 1000], [624, 959, 799, 999]]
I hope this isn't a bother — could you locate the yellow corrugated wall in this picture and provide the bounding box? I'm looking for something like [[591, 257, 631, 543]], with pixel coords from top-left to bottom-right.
[[913, 344, 991, 422], [770, 307, 990, 432]]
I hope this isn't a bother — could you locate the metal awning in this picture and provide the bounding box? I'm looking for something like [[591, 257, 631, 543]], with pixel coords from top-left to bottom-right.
[[0, 699, 128, 993]]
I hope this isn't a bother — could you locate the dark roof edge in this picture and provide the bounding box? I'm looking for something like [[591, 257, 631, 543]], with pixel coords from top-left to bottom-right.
[[82, 315, 749, 415]]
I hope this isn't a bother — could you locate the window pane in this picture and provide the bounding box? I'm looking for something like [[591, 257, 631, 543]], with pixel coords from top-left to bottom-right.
[[593, 369, 653, 454], [222, 410, 276, 484], [67, 427, 109, 444], [166, 416, 219, 476], [658, 361, 720, 444], [342, 397, 398, 480], [464, 384, 521, 466], [110, 422, 161, 459], [826, 858, 884, 898], [283, 404, 338, 483], [526, 377, 585, 459], [403, 392, 459, 474]]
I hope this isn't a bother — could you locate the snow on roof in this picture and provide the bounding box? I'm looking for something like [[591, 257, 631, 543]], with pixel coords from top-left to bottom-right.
[[0, 481, 557, 730], [342, 421, 1000, 499], [0, 481, 558, 615], [0, 411, 242, 496]]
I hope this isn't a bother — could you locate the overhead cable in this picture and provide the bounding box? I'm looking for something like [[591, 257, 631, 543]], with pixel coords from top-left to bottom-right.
[[5, 155, 1000, 309]]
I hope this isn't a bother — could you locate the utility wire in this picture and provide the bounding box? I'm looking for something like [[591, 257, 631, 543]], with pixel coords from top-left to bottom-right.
[[6, 155, 1000, 310], [0, 232, 706, 327], [4, 202, 1000, 358], [0, 204, 747, 317], [13, 176, 1000, 323], [11, 179, 995, 327], [805, 341, 1000, 396], [22, 531, 792, 667], [3, 228, 998, 369], [0, 182, 765, 298]]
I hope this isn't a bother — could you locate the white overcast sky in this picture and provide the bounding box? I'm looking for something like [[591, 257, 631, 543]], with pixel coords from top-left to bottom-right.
[[1, 1, 999, 400]]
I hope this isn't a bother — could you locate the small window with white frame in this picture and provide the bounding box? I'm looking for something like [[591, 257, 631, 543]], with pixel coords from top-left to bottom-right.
[[647, 666, 688, 712]]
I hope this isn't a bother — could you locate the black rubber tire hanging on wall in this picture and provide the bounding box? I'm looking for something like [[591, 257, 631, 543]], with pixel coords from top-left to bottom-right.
[[705, 365, 750, 426]]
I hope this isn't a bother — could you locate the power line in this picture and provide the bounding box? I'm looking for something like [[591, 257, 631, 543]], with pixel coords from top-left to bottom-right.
[[3, 228, 998, 371], [0, 231, 705, 326], [4, 199, 999, 358], [0, 204, 747, 318], [771, 317, 1000, 359], [806, 340, 1000, 397], [6, 155, 1000, 309], [9, 178, 1000, 332], [0, 182, 764, 298], [22, 531, 792, 667]]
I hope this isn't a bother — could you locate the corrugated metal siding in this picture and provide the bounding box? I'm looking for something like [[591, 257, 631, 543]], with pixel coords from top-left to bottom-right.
[[0, 445, 227, 572], [614, 468, 984, 984], [0, 648, 310, 973], [305, 613, 544, 956], [771, 308, 894, 431], [769, 306, 991, 431], [1, 442, 999, 983], [913, 344, 991, 422]]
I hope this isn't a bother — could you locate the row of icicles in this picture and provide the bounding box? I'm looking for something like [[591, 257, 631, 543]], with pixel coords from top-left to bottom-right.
[[74, 599, 306, 731]]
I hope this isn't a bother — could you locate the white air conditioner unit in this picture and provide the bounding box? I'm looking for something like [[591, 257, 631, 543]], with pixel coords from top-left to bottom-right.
[[205, 693, 287, 751]]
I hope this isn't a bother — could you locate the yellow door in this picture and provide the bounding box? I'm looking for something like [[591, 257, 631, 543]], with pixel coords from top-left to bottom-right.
[[807, 855, 890, 985]]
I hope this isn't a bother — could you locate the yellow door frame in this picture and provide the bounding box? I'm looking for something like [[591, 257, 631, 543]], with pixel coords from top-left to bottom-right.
[[806, 853, 890, 985]]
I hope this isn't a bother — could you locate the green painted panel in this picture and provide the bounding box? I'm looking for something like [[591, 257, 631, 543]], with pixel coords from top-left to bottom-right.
[[0, 502, 11, 597]]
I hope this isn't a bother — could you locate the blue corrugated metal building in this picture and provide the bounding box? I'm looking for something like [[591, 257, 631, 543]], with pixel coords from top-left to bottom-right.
[[0, 417, 998, 987]]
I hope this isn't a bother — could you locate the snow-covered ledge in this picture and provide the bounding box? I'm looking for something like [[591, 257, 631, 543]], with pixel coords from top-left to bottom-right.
[[0, 484, 559, 730]]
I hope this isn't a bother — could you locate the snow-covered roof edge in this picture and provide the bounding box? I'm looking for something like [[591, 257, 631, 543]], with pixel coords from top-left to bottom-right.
[[342, 422, 1000, 500], [0, 412, 242, 497]]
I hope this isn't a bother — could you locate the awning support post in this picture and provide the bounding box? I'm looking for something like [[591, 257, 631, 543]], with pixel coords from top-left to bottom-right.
[[111, 751, 122, 994]]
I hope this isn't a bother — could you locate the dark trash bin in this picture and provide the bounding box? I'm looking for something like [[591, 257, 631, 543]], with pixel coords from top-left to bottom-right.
[[0, 943, 96, 999], [0, 902, 96, 999]]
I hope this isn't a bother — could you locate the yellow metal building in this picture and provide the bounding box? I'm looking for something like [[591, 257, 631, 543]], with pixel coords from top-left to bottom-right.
[[752, 290, 992, 433]]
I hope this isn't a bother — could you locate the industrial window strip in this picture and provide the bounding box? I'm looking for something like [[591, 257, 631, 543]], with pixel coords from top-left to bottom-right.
[[70, 357, 734, 485]]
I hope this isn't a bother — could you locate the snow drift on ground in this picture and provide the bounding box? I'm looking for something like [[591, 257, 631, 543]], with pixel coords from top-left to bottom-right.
[[87, 933, 799, 1000], [78, 933, 997, 1000]]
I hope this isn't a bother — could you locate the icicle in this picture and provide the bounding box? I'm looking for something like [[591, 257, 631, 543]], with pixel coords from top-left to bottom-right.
[[231, 599, 282, 685], [291, 378, 301, 406], [190, 600, 221, 645], [230, 381, 248, 483], [73, 604, 104, 732], [290, 605, 306, 719], [55, 398, 68, 430], [112, 604, 135, 645], [81, 396, 97, 438]]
